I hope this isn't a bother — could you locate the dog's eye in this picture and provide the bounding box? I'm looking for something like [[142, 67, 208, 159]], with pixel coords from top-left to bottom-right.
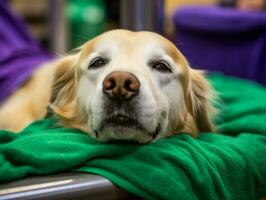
[[151, 60, 172, 73], [88, 57, 106, 69]]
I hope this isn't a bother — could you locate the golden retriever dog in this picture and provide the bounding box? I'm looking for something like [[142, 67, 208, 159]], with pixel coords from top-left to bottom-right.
[[0, 30, 215, 143]]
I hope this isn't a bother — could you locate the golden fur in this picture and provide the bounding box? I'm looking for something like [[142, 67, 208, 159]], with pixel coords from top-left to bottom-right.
[[0, 30, 215, 142]]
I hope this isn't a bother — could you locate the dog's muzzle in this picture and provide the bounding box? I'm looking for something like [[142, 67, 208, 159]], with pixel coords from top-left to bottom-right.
[[101, 71, 141, 127], [95, 71, 160, 142]]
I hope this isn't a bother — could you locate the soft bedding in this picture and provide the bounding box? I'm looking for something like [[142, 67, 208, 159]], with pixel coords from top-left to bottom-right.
[[0, 73, 265, 200]]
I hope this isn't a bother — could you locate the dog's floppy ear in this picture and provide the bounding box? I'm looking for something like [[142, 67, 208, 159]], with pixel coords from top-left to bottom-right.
[[186, 69, 215, 132], [49, 55, 79, 120]]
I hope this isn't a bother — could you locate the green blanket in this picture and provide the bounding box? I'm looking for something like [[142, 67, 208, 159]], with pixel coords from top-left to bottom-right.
[[0, 73, 266, 200]]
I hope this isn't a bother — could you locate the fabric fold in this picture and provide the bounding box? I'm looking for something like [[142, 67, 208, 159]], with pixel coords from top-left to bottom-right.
[[0, 73, 265, 199]]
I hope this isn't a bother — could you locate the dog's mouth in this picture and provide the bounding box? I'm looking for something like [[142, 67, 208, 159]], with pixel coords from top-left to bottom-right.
[[105, 114, 139, 127], [94, 114, 161, 141]]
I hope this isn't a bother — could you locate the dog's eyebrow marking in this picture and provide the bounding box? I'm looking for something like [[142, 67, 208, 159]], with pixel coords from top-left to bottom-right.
[[90, 51, 109, 59], [148, 54, 174, 68], [82, 51, 110, 70]]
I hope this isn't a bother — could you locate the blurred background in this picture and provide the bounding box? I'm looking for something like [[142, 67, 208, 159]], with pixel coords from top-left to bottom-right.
[[4, 0, 266, 85], [9, 0, 219, 52], [7, 0, 224, 51]]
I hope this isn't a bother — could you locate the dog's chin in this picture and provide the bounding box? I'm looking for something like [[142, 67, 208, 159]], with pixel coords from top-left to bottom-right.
[[93, 119, 161, 144], [97, 127, 151, 143]]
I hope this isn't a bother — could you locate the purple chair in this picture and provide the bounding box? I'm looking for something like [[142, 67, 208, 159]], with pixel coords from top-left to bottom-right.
[[173, 6, 266, 85], [0, 1, 52, 103]]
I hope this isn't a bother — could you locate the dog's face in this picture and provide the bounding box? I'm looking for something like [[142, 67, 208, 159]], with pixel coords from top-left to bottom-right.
[[50, 30, 214, 143]]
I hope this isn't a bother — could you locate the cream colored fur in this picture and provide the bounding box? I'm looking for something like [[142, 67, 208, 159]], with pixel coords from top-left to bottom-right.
[[0, 30, 215, 143]]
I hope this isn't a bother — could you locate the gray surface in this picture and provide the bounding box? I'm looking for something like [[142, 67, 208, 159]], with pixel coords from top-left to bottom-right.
[[0, 173, 136, 200], [49, 0, 67, 53], [120, 0, 163, 32]]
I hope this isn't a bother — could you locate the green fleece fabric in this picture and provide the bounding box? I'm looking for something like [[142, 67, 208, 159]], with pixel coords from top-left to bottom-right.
[[0, 73, 266, 200]]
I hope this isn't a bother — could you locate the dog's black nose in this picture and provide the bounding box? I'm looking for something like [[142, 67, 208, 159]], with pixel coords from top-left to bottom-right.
[[102, 71, 140, 101]]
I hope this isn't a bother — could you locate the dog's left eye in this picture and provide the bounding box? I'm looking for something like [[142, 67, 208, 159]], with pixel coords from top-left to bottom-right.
[[88, 57, 106, 69], [151, 60, 172, 73]]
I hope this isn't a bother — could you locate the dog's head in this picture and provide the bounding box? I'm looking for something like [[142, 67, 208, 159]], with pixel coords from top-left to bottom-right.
[[50, 30, 214, 143]]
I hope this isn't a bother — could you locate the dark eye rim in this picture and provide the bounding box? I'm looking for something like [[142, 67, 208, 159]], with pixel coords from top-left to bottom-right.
[[88, 56, 107, 69], [150, 60, 172, 73]]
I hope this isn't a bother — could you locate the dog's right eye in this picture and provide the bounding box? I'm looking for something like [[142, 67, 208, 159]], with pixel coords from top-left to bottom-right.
[[88, 57, 106, 69], [150, 60, 172, 73]]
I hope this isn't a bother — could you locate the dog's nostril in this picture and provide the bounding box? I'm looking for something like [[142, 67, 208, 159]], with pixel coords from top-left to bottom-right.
[[103, 77, 115, 91], [124, 79, 132, 91], [108, 78, 116, 90], [125, 78, 140, 92]]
